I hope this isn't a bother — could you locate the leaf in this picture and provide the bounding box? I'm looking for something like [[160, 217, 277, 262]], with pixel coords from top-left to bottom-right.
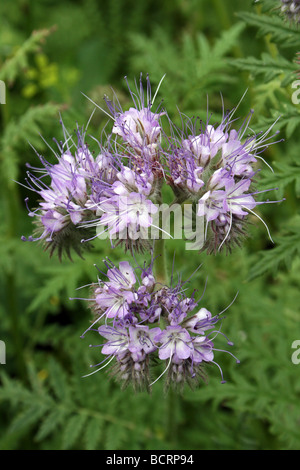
[[25, 255, 96, 313], [253, 101, 300, 138], [84, 417, 104, 450], [105, 423, 127, 450], [237, 11, 300, 47], [261, 160, 300, 199], [252, 78, 287, 114], [0, 28, 56, 84], [47, 358, 71, 403], [248, 230, 300, 280], [0, 372, 35, 406], [61, 413, 88, 450], [129, 22, 245, 116], [229, 53, 297, 84], [35, 407, 71, 442], [0, 102, 61, 185], [9, 403, 49, 434]]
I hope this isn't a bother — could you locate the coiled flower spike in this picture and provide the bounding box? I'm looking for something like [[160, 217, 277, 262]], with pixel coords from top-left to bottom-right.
[[20, 120, 119, 260]]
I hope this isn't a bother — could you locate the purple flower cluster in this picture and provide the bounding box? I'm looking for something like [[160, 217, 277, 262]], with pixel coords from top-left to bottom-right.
[[95, 166, 160, 253], [21, 124, 119, 258], [21, 75, 279, 258], [19, 74, 281, 392], [166, 109, 280, 252], [81, 259, 239, 392]]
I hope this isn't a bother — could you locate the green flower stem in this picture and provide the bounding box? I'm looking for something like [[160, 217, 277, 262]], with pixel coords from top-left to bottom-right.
[[165, 386, 178, 445], [153, 236, 178, 445], [153, 183, 169, 286], [212, 0, 232, 30], [152, 195, 179, 445]]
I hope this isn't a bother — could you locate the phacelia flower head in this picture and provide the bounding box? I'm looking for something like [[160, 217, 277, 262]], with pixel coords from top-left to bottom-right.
[[19, 74, 282, 396], [80, 257, 239, 392], [164, 103, 282, 254], [112, 106, 162, 156], [21, 123, 112, 259], [21, 75, 282, 258], [93, 165, 159, 254]]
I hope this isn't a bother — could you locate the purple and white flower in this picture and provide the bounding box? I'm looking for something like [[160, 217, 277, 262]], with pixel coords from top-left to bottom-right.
[[197, 175, 257, 222], [112, 107, 162, 156], [128, 325, 161, 357], [81, 258, 239, 391], [21, 124, 120, 258], [154, 326, 194, 361]]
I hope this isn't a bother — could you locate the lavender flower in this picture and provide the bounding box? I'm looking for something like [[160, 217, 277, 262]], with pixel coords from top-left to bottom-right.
[[91, 260, 138, 320], [95, 178, 159, 254], [128, 325, 162, 358], [112, 106, 162, 158], [19, 74, 282, 395], [99, 323, 155, 391], [154, 326, 196, 361], [21, 75, 281, 257], [87, 161, 163, 254], [104, 74, 165, 168], [99, 324, 130, 357]]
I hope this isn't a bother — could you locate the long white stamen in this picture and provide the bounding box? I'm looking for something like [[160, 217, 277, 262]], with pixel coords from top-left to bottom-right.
[[218, 210, 233, 252], [80, 311, 106, 338], [255, 115, 281, 144], [217, 291, 239, 316], [253, 155, 274, 173], [85, 107, 97, 132], [149, 351, 173, 387], [152, 74, 166, 106], [238, 111, 254, 141], [228, 88, 248, 122], [150, 223, 173, 239], [82, 353, 117, 378], [241, 205, 274, 243], [81, 92, 116, 121]]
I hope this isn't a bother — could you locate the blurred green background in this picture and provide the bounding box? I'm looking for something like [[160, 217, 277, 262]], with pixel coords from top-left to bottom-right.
[[0, 0, 300, 450]]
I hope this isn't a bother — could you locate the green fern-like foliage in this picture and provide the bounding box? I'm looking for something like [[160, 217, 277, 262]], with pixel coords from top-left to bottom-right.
[[0, 102, 61, 184], [128, 22, 246, 119], [228, 5, 300, 136], [248, 226, 300, 279], [0, 357, 167, 450], [237, 10, 300, 47], [0, 28, 56, 84], [227, 2, 300, 282], [184, 257, 300, 450], [230, 52, 297, 86]]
